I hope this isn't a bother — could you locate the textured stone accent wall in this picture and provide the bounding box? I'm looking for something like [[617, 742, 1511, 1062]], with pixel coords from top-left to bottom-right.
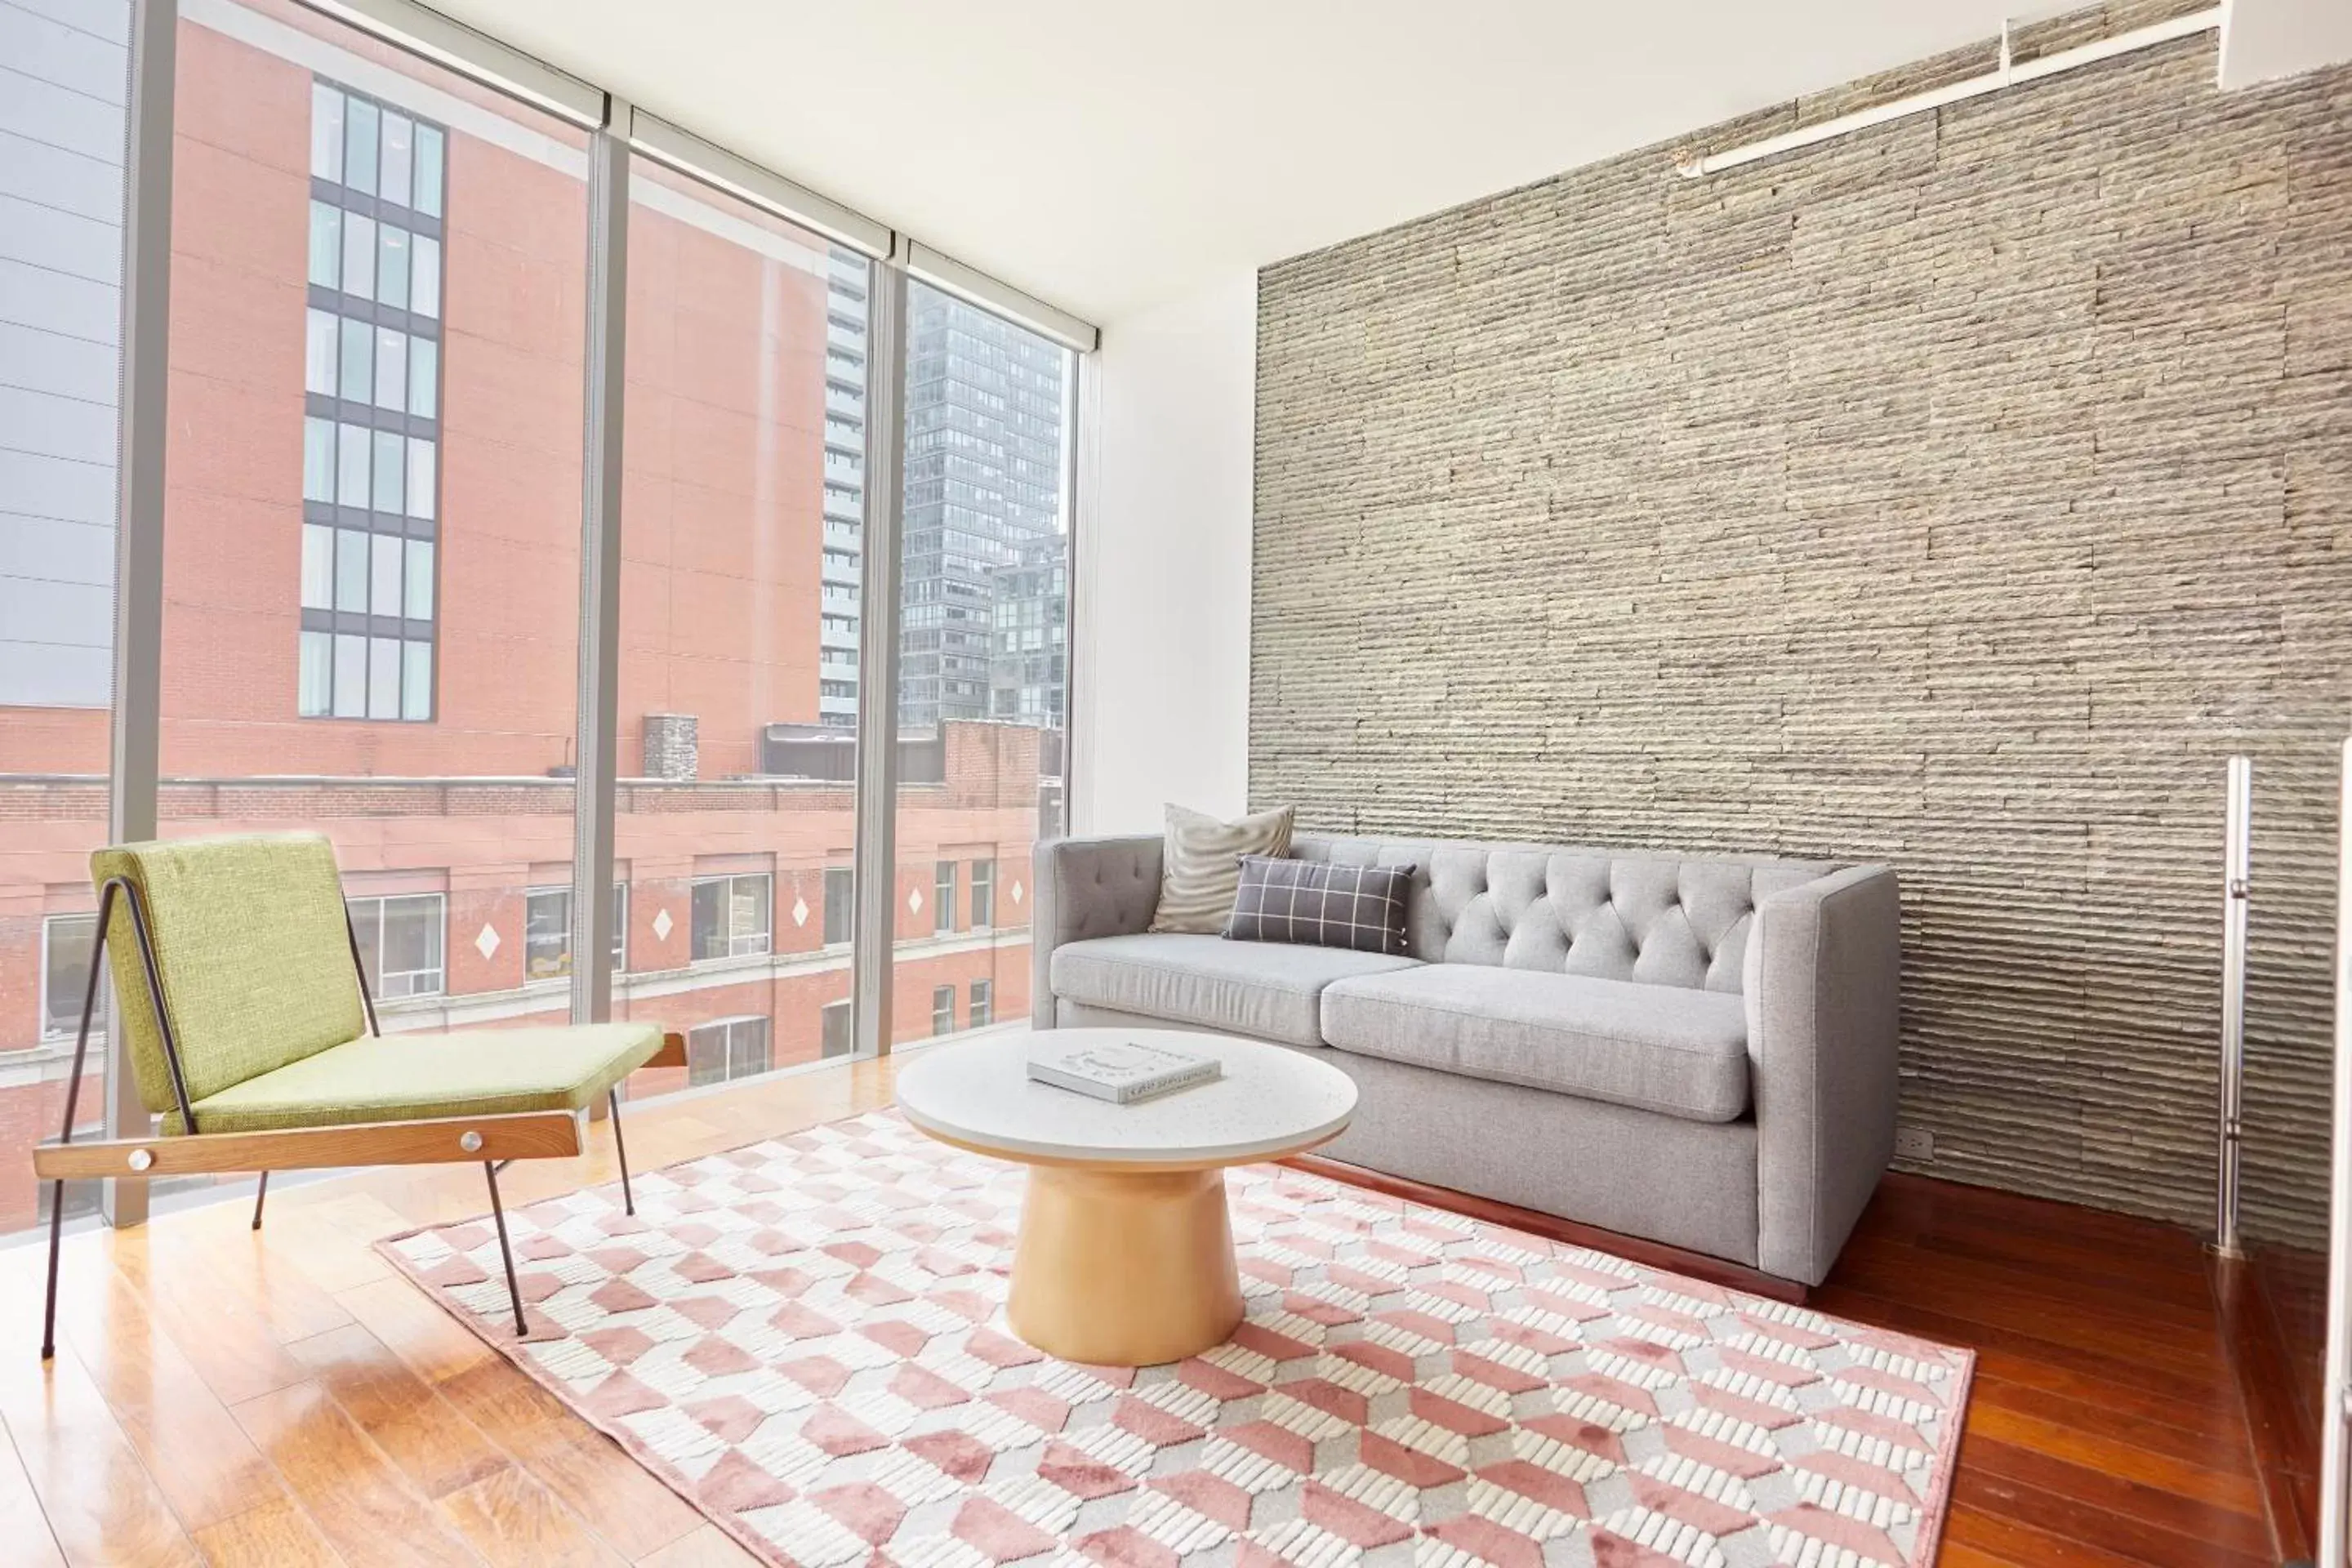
[[1251, 35, 2352, 1241]]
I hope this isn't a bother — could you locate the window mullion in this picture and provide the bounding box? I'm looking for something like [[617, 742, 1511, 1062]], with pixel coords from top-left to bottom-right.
[[851, 248, 908, 1058], [569, 97, 629, 1027]]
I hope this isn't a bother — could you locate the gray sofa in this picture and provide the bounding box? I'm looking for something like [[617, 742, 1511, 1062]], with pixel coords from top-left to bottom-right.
[[1030, 832, 1901, 1287]]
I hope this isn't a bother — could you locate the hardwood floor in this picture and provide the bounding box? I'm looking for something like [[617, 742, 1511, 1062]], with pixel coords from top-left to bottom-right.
[[0, 1057, 2287, 1566]]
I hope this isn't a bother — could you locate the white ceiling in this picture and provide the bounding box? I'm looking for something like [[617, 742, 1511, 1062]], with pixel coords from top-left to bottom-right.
[[426, 2, 2140, 325]]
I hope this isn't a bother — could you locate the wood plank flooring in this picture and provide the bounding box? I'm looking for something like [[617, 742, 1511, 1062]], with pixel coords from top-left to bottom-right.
[[0, 1058, 2285, 1566]]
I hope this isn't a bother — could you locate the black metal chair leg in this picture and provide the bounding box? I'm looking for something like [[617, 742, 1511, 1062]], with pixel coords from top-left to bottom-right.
[[482, 1160, 528, 1339], [609, 1088, 635, 1216], [251, 1171, 270, 1231], [39, 1180, 66, 1361]]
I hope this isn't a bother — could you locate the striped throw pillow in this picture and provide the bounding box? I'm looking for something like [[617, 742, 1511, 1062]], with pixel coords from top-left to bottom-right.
[[1147, 803, 1296, 934]]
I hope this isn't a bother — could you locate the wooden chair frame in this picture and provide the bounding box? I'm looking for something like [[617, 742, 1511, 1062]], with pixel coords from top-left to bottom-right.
[[34, 874, 684, 1358]]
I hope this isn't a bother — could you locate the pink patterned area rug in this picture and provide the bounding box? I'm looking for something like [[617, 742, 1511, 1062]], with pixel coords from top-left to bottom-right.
[[381, 1110, 1973, 1568]]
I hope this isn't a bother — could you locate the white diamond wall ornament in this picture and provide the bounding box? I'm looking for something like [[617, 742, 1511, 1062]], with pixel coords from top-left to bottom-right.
[[652, 907, 674, 941], [792, 897, 810, 928], [474, 924, 500, 960], [1010, 880, 1024, 906], [908, 887, 924, 914]]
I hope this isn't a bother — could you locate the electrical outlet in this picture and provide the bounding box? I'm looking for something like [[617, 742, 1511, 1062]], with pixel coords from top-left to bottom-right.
[[1895, 1126, 1935, 1163]]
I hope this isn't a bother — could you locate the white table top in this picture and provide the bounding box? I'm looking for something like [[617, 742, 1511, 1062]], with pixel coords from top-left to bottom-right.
[[893, 1028, 1358, 1169]]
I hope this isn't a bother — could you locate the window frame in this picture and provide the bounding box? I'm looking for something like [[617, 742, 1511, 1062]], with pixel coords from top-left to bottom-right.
[[346, 891, 447, 1000], [297, 75, 448, 725], [524, 884, 627, 983], [689, 872, 773, 964], [930, 983, 955, 1036], [684, 1013, 773, 1089], [969, 978, 991, 1029], [39, 913, 102, 1044], [933, 859, 956, 936]]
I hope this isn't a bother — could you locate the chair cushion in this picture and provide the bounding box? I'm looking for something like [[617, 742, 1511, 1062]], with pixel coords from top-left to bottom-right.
[[92, 834, 366, 1113], [1050, 933, 1421, 1047], [1320, 967, 1751, 1123], [167, 1023, 665, 1135]]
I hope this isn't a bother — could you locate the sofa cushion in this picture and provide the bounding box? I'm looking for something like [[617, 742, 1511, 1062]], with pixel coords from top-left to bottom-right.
[[1320, 966, 1750, 1123], [1050, 933, 1421, 1047]]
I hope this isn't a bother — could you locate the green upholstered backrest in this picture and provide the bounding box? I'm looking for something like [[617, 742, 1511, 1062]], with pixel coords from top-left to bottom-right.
[[91, 833, 367, 1112]]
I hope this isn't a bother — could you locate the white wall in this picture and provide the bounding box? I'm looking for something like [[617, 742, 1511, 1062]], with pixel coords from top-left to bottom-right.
[[1071, 272, 1258, 835]]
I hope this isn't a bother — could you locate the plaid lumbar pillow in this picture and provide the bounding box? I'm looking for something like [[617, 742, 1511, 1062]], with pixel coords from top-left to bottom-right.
[[1147, 803, 1295, 934], [1223, 854, 1416, 956]]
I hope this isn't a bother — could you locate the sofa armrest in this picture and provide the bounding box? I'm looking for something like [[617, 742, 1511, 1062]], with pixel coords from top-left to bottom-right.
[[1744, 865, 1902, 1285], [1030, 835, 1163, 1027]]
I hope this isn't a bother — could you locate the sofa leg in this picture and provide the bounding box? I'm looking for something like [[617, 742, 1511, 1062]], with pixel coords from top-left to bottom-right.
[[251, 1171, 269, 1232]]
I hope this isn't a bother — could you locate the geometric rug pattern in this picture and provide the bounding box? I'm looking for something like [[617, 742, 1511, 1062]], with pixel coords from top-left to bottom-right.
[[381, 1110, 1972, 1568]]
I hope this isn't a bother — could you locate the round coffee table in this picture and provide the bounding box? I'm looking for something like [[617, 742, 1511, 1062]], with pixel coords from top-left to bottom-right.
[[894, 1028, 1356, 1365]]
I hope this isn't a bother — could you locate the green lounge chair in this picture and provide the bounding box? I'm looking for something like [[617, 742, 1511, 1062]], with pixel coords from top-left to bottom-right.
[[33, 833, 684, 1356]]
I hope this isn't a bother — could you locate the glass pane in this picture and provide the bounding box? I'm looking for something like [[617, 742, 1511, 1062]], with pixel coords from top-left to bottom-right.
[[0, 23, 124, 1229], [377, 224, 410, 311], [380, 111, 413, 207], [408, 336, 438, 416], [336, 421, 368, 506], [414, 124, 444, 217], [404, 438, 434, 519], [332, 633, 368, 716], [403, 539, 434, 621], [303, 416, 335, 501], [367, 635, 400, 719], [337, 316, 372, 403], [307, 201, 341, 288], [310, 82, 344, 180], [891, 282, 1072, 1043], [298, 631, 332, 716], [342, 96, 378, 196], [616, 164, 866, 1091], [411, 234, 440, 318], [340, 212, 375, 300], [526, 889, 570, 979], [334, 528, 368, 611], [371, 429, 404, 514], [305, 309, 337, 395], [370, 533, 403, 617], [161, 7, 589, 1104], [374, 328, 406, 410], [400, 640, 431, 720], [301, 523, 333, 608]]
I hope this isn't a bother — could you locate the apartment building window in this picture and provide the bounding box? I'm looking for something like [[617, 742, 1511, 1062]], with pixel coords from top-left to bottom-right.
[[40, 915, 100, 1040], [523, 885, 627, 982], [970, 979, 992, 1028], [691, 873, 771, 961], [822, 867, 853, 947], [300, 79, 446, 723], [821, 1000, 853, 1058], [685, 1016, 772, 1089], [934, 861, 957, 935], [347, 893, 445, 998], [931, 984, 955, 1036], [970, 859, 995, 929]]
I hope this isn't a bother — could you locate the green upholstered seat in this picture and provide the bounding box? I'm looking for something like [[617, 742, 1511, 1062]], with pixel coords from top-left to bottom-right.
[[165, 1024, 665, 1135], [93, 834, 367, 1113]]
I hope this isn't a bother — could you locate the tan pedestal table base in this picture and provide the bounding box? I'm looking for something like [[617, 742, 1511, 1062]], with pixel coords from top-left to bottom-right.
[[1005, 1163, 1244, 1366]]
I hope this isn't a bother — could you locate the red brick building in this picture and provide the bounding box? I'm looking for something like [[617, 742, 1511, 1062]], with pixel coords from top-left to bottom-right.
[[0, 1, 1050, 1230]]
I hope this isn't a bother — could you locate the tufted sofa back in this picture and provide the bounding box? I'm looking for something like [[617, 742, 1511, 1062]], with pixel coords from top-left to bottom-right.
[[1292, 835, 1842, 993]]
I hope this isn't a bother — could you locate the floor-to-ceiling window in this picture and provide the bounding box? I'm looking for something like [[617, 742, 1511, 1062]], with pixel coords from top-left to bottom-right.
[[0, 0, 131, 1234], [889, 282, 1075, 1045], [0, 0, 1094, 1237], [144, 2, 588, 1205], [610, 159, 866, 1093]]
